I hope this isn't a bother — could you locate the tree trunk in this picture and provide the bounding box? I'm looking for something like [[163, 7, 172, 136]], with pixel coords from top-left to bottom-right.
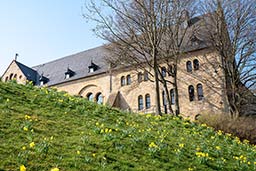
[[163, 81, 174, 114], [173, 64, 180, 115], [153, 49, 162, 116]]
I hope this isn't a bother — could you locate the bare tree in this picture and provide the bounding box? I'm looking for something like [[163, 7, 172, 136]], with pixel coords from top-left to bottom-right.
[[200, 0, 256, 117], [84, 0, 197, 115]]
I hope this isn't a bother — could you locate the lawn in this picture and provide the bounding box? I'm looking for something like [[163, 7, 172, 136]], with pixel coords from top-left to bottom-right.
[[0, 81, 255, 171]]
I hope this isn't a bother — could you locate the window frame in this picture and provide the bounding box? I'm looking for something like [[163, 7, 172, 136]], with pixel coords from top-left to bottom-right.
[[161, 67, 167, 77], [186, 61, 192, 72], [87, 93, 94, 102], [197, 83, 204, 101], [170, 89, 175, 105], [144, 71, 149, 81], [96, 92, 103, 104], [121, 76, 125, 86], [138, 72, 143, 83], [188, 85, 195, 102], [145, 94, 151, 109], [138, 95, 143, 111], [126, 75, 131, 85], [193, 59, 200, 71]]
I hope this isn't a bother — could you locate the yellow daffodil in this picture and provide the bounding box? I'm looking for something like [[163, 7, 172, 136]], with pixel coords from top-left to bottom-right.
[[216, 146, 221, 150], [29, 142, 35, 148], [20, 165, 26, 171], [77, 150, 80, 155], [22, 146, 26, 150], [51, 168, 59, 171], [24, 115, 31, 120], [23, 127, 28, 131], [149, 142, 158, 148], [196, 152, 209, 158], [179, 144, 185, 148], [105, 128, 109, 133]]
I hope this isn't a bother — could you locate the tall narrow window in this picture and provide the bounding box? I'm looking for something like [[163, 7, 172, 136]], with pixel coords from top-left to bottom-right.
[[144, 71, 149, 81], [121, 76, 125, 86], [170, 89, 175, 104], [5, 77, 8, 82], [14, 74, 17, 79], [197, 84, 204, 101], [138, 95, 143, 110], [193, 59, 200, 70], [188, 85, 195, 101], [126, 75, 131, 85], [87, 93, 94, 102], [168, 65, 173, 76], [145, 94, 151, 109], [96, 93, 103, 104], [162, 91, 167, 114], [161, 67, 167, 77], [9, 73, 14, 80], [186, 61, 192, 72], [138, 72, 143, 83]]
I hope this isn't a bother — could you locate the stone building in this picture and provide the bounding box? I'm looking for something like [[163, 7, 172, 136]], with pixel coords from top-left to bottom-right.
[[1, 15, 229, 119]]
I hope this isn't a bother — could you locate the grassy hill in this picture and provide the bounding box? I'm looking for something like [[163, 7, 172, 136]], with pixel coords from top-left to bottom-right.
[[0, 81, 256, 171]]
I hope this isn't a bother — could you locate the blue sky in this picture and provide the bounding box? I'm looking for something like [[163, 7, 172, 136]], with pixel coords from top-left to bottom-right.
[[0, 0, 104, 75]]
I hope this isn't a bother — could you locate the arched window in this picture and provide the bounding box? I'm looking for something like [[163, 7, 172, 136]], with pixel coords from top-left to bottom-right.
[[145, 94, 151, 109], [96, 93, 103, 104], [186, 61, 192, 72], [14, 74, 17, 79], [162, 91, 167, 113], [19, 75, 22, 79], [126, 75, 131, 85], [138, 95, 143, 110], [170, 89, 175, 104], [121, 76, 125, 86], [138, 72, 143, 83], [161, 67, 167, 77], [87, 93, 94, 102], [188, 85, 195, 101], [193, 59, 200, 70], [9, 73, 14, 80], [144, 71, 149, 81], [5, 76, 8, 82], [197, 84, 204, 101], [168, 65, 173, 76]]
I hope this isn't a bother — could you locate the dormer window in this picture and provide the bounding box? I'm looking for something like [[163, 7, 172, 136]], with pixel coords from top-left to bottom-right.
[[88, 61, 99, 73], [39, 74, 49, 86], [65, 68, 75, 79], [65, 74, 70, 79], [40, 81, 44, 86], [89, 68, 94, 73]]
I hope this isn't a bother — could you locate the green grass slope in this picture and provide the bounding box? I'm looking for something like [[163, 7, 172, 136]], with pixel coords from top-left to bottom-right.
[[0, 81, 256, 171]]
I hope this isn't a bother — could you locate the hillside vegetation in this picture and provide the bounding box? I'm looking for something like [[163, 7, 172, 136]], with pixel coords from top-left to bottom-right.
[[0, 81, 256, 171]]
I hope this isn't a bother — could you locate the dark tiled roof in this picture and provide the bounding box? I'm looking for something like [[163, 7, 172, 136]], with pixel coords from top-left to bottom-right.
[[32, 46, 110, 86], [15, 61, 38, 82]]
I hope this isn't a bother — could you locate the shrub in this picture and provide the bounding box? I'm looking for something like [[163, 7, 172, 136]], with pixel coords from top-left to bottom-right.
[[198, 113, 256, 144]]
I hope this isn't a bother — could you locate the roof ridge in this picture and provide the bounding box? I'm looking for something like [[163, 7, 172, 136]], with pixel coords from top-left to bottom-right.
[[15, 60, 37, 72]]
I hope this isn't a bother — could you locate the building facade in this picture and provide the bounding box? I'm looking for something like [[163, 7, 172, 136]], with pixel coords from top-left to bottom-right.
[[1, 44, 229, 119]]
